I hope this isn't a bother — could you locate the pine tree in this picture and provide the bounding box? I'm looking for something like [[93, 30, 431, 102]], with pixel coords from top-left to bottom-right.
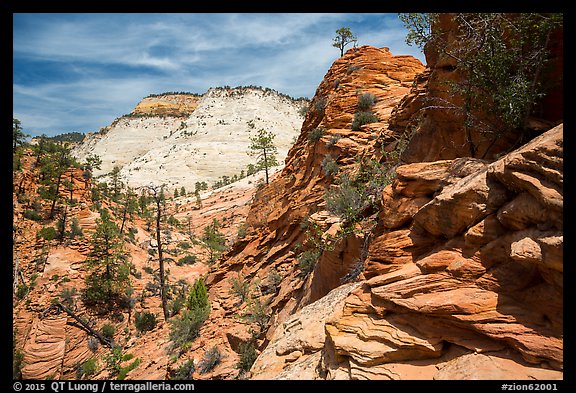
[[84, 210, 131, 308], [37, 141, 75, 219], [247, 128, 278, 185], [119, 186, 138, 235], [187, 277, 210, 316], [201, 219, 227, 265], [13, 118, 28, 150], [332, 27, 357, 56]]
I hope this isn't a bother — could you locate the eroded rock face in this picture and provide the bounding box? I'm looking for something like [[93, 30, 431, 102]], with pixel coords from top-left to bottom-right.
[[178, 45, 426, 379], [132, 94, 200, 117], [320, 124, 563, 379], [249, 124, 562, 380]]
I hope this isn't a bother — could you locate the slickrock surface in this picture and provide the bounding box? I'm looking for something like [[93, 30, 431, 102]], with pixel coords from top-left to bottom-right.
[[250, 124, 562, 380]]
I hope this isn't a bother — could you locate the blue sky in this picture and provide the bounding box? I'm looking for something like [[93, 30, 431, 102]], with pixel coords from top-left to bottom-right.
[[13, 13, 425, 137]]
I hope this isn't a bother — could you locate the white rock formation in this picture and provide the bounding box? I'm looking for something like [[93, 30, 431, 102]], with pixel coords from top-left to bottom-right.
[[73, 87, 307, 191]]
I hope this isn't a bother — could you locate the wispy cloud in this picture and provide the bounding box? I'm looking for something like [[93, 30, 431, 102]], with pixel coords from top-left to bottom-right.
[[13, 13, 424, 136]]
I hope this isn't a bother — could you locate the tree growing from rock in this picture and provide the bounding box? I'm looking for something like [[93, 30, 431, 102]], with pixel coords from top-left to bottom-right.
[[13, 118, 28, 150], [333, 27, 357, 56], [247, 128, 278, 185]]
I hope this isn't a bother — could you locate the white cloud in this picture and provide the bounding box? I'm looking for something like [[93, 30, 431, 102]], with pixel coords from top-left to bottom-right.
[[13, 13, 424, 136]]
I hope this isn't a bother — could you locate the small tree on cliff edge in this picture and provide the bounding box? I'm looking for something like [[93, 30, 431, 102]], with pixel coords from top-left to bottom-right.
[[333, 27, 357, 57], [248, 128, 278, 185]]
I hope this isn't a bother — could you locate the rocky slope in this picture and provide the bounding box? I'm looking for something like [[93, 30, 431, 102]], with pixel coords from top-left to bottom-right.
[[13, 20, 563, 380], [174, 45, 430, 379], [72, 87, 307, 191], [187, 43, 562, 380], [253, 124, 563, 380], [12, 148, 272, 380]]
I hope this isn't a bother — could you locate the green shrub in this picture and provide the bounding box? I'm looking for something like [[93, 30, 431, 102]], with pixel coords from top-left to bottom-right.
[[325, 174, 368, 224], [70, 218, 84, 239], [118, 358, 141, 380], [134, 311, 157, 333], [187, 278, 210, 313], [229, 274, 250, 304], [238, 297, 270, 335], [167, 215, 180, 227], [321, 154, 340, 177], [173, 359, 195, 380], [298, 249, 322, 277], [354, 157, 397, 204], [351, 111, 379, 130], [23, 210, 42, 221], [168, 286, 187, 317], [357, 92, 377, 111], [326, 134, 342, 148], [178, 241, 191, 249], [37, 226, 57, 241], [237, 341, 258, 372], [58, 287, 77, 309], [198, 346, 222, 374], [17, 273, 38, 299], [347, 65, 361, 74], [312, 96, 327, 113], [168, 309, 208, 352], [105, 346, 124, 374], [76, 358, 98, 379], [237, 223, 248, 239], [177, 255, 197, 266], [169, 278, 211, 352], [308, 127, 325, 143], [101, 323, 116, 340]]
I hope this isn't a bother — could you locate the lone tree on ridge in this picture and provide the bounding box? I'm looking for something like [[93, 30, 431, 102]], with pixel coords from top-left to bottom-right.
[[333, 27, 357, 56]]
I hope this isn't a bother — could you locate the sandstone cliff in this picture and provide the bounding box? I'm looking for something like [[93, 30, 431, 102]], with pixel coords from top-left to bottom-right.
[[191, 44, 562, 380]]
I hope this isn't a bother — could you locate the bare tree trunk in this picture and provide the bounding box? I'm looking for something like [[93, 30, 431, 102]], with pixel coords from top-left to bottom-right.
[[120, 201, 128, 235], [145, 186, 170, 322], [155, 197, 169, 322], [46, 301, 113, 348], [13, 252, 19, 294], [49, 174, 62, 219], [69, 170, 74, 202]]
